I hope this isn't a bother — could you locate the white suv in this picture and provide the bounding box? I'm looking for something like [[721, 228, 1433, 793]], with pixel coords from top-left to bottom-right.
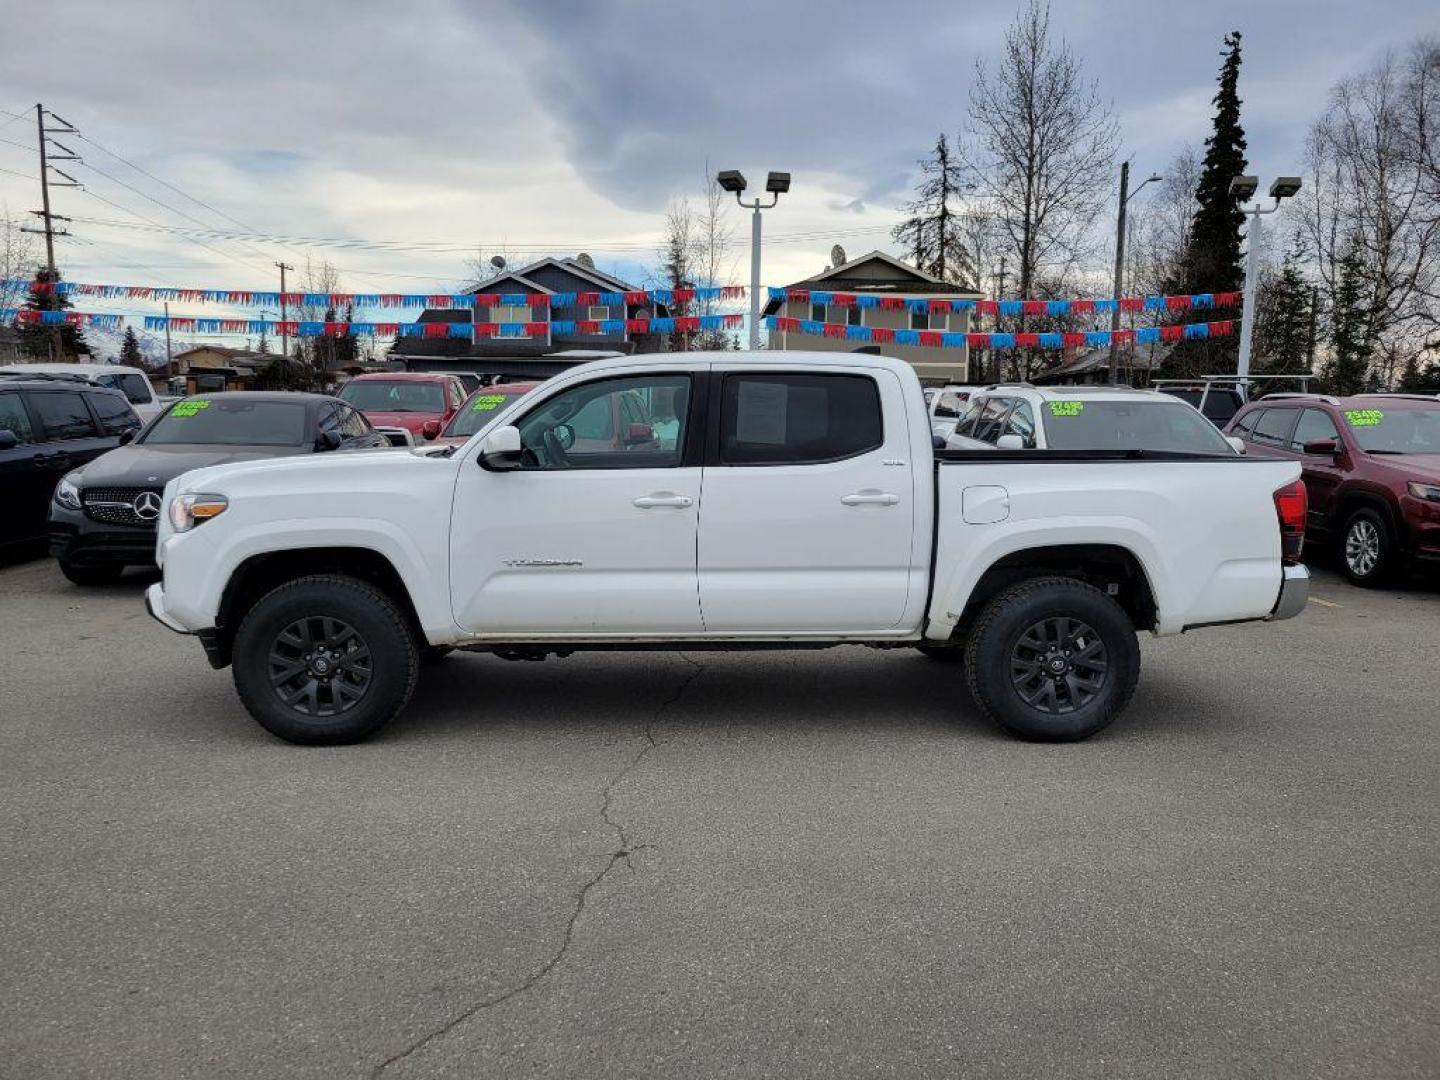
[[946, 384, 1243, 455]]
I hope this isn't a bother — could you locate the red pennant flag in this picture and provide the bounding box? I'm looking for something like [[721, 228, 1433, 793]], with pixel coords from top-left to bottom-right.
[[576, 292, 599, 307], [1021, 300, 1046, 317], [975, 300, 999, 317], [626, 318, 648, 333], [1063, 333, 1086, 348], [966, 333, 990, 348], [472, 323, 497, 338], [1113, 329, 1135, 344], [786, 288, 810, 302], [722, 313, 744, 328], [1119, 296, 1144, 312], [576, 320, 600, 334], [1165, 294, 1192, 310], [1016, 333, 1040, 348], [823, 323, 848, 339], [523, 321, 548, 335], [1070, 299, 1094, 315], [675, 316, 700, 332], [1210, 320, 1235, 337], [919, 331, 943, 347], [1160, 324, 1184, 342], [624, 291, 647, 305], [672, 288, 695, 304], [832, 293, 856, 307], [870, 327, 895, 343], [527, 295, 551, 308]]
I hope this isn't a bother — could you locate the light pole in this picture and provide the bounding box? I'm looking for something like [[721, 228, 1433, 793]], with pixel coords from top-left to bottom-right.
[[717, 169, 790, 350], [1106, 161, 1162, 385], [1231, 175, 1302, 385]]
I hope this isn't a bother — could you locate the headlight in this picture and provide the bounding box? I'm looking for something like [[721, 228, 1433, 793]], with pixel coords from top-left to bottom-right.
[[1407, 481, 1440, 503], [54, 472, 83, 511], [167, 493, 228, 532]]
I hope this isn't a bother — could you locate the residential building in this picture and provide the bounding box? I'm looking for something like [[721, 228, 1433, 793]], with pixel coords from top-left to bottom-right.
[[392, 256, 671, 380], [763, 251, 983, 384]]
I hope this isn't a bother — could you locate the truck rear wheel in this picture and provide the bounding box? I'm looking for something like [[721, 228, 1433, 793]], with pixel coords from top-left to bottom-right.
[[232, 574, 419, 745], [963, 576, 1139, 741]]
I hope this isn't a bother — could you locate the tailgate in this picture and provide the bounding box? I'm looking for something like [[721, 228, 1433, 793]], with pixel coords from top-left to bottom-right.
[[931, 456, 1302, 634]]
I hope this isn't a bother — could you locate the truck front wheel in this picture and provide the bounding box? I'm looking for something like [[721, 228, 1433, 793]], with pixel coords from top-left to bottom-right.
[[963, 576, 1140, 741], [232, 575, 419, 745]]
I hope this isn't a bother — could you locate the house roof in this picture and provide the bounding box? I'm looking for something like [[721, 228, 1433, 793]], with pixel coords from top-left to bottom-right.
[[468, 270, 551, 296], [173, 345, 269, 360], [762, 250, 984, 316]]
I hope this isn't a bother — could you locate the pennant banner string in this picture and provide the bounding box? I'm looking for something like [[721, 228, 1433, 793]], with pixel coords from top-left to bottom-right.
[[766, 315, 1238, 349], [768, 287, 1242, 315]]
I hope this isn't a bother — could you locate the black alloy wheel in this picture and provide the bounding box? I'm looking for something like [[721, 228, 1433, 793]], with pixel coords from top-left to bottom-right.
[[267, 615, 373, 718], [1009, 616, 1108, 715]]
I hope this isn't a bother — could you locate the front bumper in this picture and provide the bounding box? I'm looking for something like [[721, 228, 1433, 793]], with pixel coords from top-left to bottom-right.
[[145, 582, 188, 634], [1267, 564, 1310, 621], [49, 505, 157, 566]]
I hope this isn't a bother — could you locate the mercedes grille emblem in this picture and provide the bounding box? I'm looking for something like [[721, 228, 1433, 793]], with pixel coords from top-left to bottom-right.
[[132, 491, 162, 521]]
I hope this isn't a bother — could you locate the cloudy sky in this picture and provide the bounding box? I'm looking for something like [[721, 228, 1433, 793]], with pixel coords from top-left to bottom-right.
[[0, 0, 1432, 329]]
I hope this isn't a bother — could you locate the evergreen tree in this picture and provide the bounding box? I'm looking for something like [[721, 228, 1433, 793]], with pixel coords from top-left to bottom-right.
[[1397, 355, 1440, 392], [1254, 237, 1313, 374], [17, 269, 89, 361], [257, 325, 271, 355], [119, 326, 143, 367], [1181, 32, 1248, 294], [1324, 247, 1372, 395], [892, 134, 975, 285], [333, 302, 358, 371]]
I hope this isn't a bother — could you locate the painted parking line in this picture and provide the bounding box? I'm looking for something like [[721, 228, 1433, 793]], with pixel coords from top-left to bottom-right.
[[1309, 596, 1341, 608]]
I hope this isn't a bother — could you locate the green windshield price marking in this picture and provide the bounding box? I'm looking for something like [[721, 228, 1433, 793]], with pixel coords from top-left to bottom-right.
[[1344, 409, 1384, 426], [1048, 401, 1084, 417], [470, 395, 507, 412], [171, 400, 211, 418]]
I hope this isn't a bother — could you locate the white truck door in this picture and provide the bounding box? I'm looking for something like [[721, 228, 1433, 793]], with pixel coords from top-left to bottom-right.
[[697, 367, 918, 634], [450, 369, 704, 636]]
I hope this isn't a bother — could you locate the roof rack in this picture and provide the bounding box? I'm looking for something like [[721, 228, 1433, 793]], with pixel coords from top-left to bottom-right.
[[0, 371, 89, 384], [1259, 391, 1342, 405], [1360, 392, 1440, 402], [983, 381, 1037, 391]]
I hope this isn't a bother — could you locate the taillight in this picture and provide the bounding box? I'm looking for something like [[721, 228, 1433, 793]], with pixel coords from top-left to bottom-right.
[[1273, 479, 1307, 565]]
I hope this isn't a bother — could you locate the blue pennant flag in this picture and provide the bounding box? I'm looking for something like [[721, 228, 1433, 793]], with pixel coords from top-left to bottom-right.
[[896, 329, 920, 346], [941, 332, 966, 348], [650, 317, 676, 333], [1085, 331, 1109, 348], [1184, 322, 1210, 340], [298, 321, 324, 336], [998, 300, 1023, 317], [990, 333, 1016, 348], [550, 320, 576, 335], [845, 325, 871, 341], [701, 315, 724, 331], [600, 319, 625, 334], [550, 292, 577, 307], [856, 295, 879, 309], [1136, 327, 1160, 344], [598, 292, 624, 307], [1039, 333, 1064, 349], [1046, 301, 1070, 317], [1143, 295, 1167, 312], [1094, 299, 1118, 313]]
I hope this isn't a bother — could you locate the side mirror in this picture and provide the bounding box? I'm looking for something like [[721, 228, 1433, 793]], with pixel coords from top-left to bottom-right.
[[1225, 435, 1247, 455], [996, 434, 1026, 450], [478, 424, 523, 470], [421, 419, 442, 441], [0, 429, 17, 450], [1303, 438, 1338, 457], [118, 429, 135, 446], [623, 422, 654, 447], [316, 429, 343, 452], [932, 434, 947, 451]]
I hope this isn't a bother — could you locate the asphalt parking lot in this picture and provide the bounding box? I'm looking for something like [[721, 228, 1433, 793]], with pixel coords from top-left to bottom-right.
[[1, 555, 1436, 1080]]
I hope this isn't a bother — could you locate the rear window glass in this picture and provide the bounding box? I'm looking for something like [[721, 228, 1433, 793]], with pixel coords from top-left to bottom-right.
[[144, 399, 307, 446], [95, 372, 152, 405], [720, 373, 882, 465], [88, 390, 141, 435], [1042, 400, 1234, 454], [444, 387, 532, 438], [339, 380, 445, 413]]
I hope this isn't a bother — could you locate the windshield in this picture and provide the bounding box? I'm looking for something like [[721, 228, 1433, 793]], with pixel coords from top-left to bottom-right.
[[1343, 407, 1440, 453], [143, 399, 307, 446], [339, 380, 445, 413], [443, 387, 532, 438], [1043, 399, 1234, 454]]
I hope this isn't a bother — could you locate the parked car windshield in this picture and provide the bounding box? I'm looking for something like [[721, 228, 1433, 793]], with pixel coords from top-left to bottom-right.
[[143, 399, 308, 446], [1344, 407, 1440, 454], [1043, 399, 1235, 454], [443, 387, 532, 438], [339, 380, 445, 413]]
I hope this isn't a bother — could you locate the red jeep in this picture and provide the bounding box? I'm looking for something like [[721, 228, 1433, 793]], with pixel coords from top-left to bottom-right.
[[1224, 393, 1440, 585], [338, 372, 467, 444]]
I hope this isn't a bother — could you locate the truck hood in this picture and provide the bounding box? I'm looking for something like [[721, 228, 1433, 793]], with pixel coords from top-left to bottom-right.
[[1369, 452, 1440, 483], [361, 410, 444, 434], [75, 443, 306, 488], [169, 442, 450, 495]]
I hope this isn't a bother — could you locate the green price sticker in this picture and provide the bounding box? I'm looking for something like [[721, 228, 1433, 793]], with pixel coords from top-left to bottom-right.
[[1048, 401, 1084, 417], [470, 395, 507, 412], [170, 400, 211, 418], [1344, 409, 1384, 427]]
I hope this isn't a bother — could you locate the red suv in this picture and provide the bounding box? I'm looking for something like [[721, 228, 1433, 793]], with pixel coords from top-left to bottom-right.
[[338, 372, 467, 444], [1224, 393, 1440, 585]]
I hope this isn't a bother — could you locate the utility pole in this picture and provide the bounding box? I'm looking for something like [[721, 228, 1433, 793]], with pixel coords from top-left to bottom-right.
[[1106, 162, 1130, 386], [276, 262, 294, 361], [36, 105, 56, 273], [22, 104, 79, 361]]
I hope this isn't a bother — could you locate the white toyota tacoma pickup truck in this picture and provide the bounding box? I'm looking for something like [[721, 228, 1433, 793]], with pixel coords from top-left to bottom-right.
[[145, 351, 1309, 745]]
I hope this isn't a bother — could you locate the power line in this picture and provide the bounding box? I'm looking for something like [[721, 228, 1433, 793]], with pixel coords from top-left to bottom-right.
[[0, 165, 38, 181]]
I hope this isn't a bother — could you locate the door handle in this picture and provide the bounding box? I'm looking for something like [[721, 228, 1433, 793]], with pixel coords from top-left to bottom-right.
[[633, 494, 693, 509], [841, 492, 899, 506]]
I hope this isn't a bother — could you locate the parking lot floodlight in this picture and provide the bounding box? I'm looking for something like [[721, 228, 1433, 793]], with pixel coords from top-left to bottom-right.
[[765, 171, 791, 194], [1229, 175, 1258, 201], [717, 170, 747, 194], [1269, 176, 1302, 200]]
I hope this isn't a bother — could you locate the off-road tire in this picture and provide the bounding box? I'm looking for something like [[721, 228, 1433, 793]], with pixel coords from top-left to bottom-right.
[[963, 576, 1140, 742], [232, 574, 418, 745]]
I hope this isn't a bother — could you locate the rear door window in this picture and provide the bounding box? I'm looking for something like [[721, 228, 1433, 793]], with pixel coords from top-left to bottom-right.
[[95, 372, 153, 405], [1003, 400, 1037, 447], [970, 398, 1014, 444], [719, 373, 882, 465], [27, 390, 99, 440], [1250, 408, 1298, 449]]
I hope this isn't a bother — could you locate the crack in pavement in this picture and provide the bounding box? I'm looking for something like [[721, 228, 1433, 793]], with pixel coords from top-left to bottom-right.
[[372, 653, 706, 1077]]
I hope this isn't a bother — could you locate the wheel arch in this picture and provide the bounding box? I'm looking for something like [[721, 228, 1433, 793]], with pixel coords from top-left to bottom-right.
[[207, 547, 425, 669], [946, 543, 1159, 638]]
